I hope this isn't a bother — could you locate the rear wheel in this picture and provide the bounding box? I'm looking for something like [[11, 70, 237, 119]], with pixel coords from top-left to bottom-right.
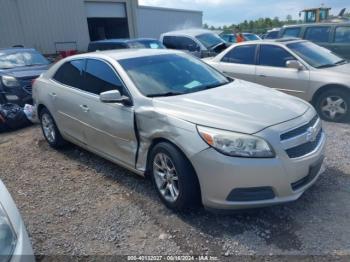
[[149, 142, 201, 211], [315, 89, 350, 122], [39, 108, 66, 148]]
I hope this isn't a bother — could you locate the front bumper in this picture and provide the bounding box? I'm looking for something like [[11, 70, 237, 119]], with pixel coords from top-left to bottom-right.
[[0, 84, 33, 107], [190, 112, 326, 210]]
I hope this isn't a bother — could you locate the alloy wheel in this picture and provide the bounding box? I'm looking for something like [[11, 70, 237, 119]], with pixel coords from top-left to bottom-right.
[[41, 113, 56, 143], [320, 95, 347, 121], [153, 153, 180, 203]]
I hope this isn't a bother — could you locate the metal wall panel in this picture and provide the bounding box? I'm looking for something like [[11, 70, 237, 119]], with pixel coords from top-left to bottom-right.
[[136, 6, 203, 39], [0, 0, 90, 54], [85, 1, 126, 18]]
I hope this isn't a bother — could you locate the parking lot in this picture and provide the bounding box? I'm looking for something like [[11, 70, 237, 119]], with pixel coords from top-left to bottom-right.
[[0, 121, 349, 258]]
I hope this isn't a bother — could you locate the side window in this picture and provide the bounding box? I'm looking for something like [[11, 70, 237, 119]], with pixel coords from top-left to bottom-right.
[[84, 59, 124, 95], [221, 45, 256, 65], [304, 26, 331, 42], [176, 37, 200, 51], [282, 27, 301, 38], [335, 27, 350, 43], [163, 36, 178, 49], [259, 45, 295, 68], [53, 60, 85, 89]]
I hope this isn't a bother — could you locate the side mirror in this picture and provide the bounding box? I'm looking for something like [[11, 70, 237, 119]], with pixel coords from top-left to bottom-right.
[[286, 60, 304, 70], [100, 90, 131, 105]]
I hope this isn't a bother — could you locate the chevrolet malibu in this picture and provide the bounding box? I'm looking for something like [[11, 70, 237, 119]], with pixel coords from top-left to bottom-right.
[[33, 49, 326, 211]]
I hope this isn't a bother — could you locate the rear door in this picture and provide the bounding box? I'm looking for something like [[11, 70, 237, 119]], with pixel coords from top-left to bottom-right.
[[255, 44, 310, 99], [216, 44, 257, 82], [80, 58, 137, 167], [333, 25, 350, 60], [51, 59, 90, 143]]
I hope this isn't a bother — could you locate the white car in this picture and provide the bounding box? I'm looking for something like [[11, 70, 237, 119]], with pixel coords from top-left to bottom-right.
[[0, 179, 34, 261], [204, 39, 350, 122]]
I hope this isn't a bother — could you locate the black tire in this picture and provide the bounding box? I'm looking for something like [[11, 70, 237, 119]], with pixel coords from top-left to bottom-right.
[[315, 88, 350, 122], [149, 142, 201, 211], [39, 108, 66, 148]]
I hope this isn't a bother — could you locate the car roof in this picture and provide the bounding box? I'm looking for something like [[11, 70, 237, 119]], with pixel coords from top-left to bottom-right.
[[89, 38, 160, 44], [162, 28, 214, 37], [282, 22, 350, 28], [0, 47, 37, 53], [71, 48, 183, 61], [228, 38, 304, 45]]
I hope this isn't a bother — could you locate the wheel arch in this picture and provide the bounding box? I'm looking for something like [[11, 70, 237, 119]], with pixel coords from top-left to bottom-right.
[[311, 84, 350, 105]]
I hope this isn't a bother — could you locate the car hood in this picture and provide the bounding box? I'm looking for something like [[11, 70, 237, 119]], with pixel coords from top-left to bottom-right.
[[319, 62, 350, 75], [0, 64, 50, 79], [153, 80, 310, 134]]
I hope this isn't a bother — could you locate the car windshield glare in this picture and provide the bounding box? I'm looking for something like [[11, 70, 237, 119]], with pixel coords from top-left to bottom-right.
[[129, 40, 165, 49], [196, 33, 225, 49], [118, 54, 230, 97], [287, 41, 346, 68], [0, 50, 49, 69]]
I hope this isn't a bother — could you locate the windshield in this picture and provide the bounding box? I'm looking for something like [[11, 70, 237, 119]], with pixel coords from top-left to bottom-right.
[[129, 40, 165, 49], [118, 54, 230, 97], [196, 33, 225, 49], [287, 41, 346, 68], [0, 50, 49, 69], [243, 34, 260, 41]]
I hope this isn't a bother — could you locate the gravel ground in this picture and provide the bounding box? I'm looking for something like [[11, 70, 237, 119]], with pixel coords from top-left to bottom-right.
[[0, 122, 349, 260]]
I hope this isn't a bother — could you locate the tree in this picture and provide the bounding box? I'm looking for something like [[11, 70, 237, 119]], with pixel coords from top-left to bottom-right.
[[286, 14, 293, 21], [203, 23, 209, 29]]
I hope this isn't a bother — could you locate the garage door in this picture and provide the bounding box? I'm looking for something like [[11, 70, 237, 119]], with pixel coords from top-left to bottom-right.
[[85, 2, 126, 18]]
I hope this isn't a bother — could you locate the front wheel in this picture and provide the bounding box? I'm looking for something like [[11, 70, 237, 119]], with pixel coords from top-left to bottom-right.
[[149, 142, 201, 211], [315, 89, 350, 122]]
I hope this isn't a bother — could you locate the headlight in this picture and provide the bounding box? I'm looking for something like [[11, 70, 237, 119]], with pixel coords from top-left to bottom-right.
[[197, 126, 275, 158], [0, 204, 17, 259], [1, 76, 20, 87]]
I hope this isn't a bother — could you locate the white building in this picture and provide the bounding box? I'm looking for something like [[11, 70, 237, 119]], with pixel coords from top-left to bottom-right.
[[0, 0, 202, 54]]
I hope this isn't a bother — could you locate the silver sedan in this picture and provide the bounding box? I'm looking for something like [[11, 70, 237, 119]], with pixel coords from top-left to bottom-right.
[[33, 49, 325, 211]]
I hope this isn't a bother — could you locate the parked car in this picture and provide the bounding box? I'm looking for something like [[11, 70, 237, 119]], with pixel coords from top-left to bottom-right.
[[204, 39, 350, 122], [0, 48, 50, 106], [279, 22, 350, 59], [88, 38, 165, 52], [33, 49, 325, 211], [265, 28, 281, 39], [221, 33, 261, 43], [0, 179, 35, 261], [160, 29, 228, 57]]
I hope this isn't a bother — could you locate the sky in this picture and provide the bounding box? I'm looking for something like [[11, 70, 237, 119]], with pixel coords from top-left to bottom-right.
[[139, 0, 349, 27]]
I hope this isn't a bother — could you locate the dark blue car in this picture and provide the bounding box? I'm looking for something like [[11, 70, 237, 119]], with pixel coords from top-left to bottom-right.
[[87, 38, 165, 52], [0, 48, 50, 106]]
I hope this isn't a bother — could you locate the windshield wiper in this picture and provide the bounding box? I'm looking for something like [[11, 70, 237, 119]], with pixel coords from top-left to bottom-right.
[[316, 64, 337, 69], [335, 59, 347, 65], [147, 92, 183, 98]]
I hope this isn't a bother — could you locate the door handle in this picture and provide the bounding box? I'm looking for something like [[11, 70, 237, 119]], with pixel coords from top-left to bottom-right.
[[80, 105, 89, 112], [49, 92, 57, 100], [258, 74, 267, 78]]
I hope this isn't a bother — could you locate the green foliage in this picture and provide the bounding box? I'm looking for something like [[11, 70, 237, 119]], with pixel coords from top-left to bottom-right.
[[203, 15, 303, 34]]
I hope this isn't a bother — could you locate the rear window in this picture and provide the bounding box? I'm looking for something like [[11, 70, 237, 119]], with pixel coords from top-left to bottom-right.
[[221, 45, 256, 65], [304, 26, 331, 43], [282, 27, 301, 38], [335, 27, 350, 43], [53, 60, 85, 89]]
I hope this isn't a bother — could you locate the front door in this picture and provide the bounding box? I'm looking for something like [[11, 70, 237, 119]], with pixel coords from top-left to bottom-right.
[[81, 59, 137, 167], [255, 44, 310, 100]]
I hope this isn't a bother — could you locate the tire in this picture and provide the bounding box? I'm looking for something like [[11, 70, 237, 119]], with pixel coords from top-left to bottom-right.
[[149, 142, 201, 211], [39, 108, 66, 148], [315, 88, 350, 122]]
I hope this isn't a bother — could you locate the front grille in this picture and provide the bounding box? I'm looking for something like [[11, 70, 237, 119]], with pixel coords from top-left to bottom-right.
[[23, 85, 32, 94], [280, 115, 319, 141], [286, 129, 322, 158]]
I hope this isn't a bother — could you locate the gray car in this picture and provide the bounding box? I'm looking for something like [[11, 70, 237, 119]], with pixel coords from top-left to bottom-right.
[[0, 179, 34, 262], [205, 39, 350, 122], [33, 49, 325, 211]]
